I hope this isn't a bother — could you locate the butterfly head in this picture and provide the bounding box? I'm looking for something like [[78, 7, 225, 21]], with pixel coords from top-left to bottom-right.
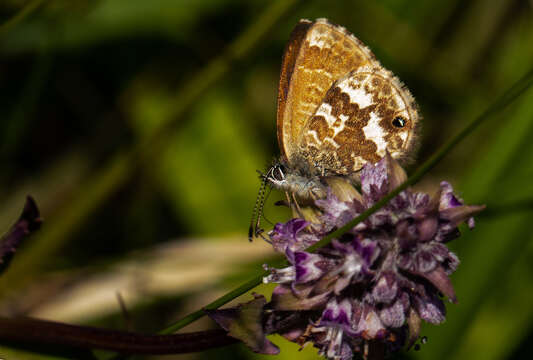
[[266, 162, 327, 202]]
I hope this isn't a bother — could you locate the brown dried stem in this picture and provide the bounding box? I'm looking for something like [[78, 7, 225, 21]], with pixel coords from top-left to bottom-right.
[[0, 316, 237, 355]]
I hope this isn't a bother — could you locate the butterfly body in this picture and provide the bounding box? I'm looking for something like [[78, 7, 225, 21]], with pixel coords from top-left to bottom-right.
[[265, 162, 327, 203]]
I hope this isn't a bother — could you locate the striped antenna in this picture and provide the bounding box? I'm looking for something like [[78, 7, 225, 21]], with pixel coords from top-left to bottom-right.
[[248, 170, 268, 241]]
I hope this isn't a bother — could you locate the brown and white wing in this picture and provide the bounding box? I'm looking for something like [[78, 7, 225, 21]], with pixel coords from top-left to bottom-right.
[[297, 67, 419, 175], [277, 18, 379, 165]]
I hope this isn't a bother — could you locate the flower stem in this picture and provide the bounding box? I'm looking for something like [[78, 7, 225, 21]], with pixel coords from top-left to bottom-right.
[[159, 273, 268, 334], [0, 316, 237, 354], [166, 65, 533, 333]]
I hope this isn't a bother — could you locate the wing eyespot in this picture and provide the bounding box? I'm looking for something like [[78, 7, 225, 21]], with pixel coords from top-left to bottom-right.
[[392, 116, 406, 128]]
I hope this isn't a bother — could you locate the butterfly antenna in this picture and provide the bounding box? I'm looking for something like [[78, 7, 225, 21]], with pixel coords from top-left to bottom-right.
[[261, 186, 276, 227], [255, 179, 275, 242], [248, 171, 268, 241]]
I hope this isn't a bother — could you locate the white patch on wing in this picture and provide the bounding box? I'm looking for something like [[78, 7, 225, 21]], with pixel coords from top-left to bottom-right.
[[297, 109, 312, 117], [337, 81, 373, 108], [300, 102, 319, 110], [314, 103, 337, 126], [350, 155, 365, 170], [393, 91, 405, 110], [307, 32, 329, 49], [306, 129, 320, 144], [363, 112, 388, 156], [301, 67, 334, 78]]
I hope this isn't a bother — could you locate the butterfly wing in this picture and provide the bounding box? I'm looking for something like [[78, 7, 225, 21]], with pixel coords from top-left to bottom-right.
[[277, 19, 379, 166], [297, 67, 419, 175]]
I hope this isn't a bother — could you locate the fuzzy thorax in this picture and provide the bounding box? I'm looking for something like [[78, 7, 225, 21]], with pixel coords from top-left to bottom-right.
[[266, 162, 327, 202]]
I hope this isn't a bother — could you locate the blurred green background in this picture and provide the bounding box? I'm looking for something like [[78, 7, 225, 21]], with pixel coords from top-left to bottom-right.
[[0, 0, 532, 359]]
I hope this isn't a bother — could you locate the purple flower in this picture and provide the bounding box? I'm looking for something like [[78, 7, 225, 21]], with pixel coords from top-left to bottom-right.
[[264, 249, 329, 285], [262, 155, 484, 358], [328, 238, 379, 294], [316, 190, 356, 230], [439, 181, 483, 231], [352, 301, 387, 339], [269, 218, 320, 252], [372, 272, 398, 304], [211, 155, 484, 360], [315, 299, 357, 359]]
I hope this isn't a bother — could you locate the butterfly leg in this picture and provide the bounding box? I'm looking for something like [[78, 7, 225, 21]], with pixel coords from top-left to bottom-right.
[[255, 227, 272, 243], [289, 191, 306, 219]]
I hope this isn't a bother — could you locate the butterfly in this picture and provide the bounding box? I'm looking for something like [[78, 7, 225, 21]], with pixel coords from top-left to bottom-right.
[[250, 18, 419, 240]]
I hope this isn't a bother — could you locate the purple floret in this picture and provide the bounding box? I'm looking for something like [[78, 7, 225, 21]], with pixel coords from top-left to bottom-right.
[[261, 155, 484, 359]]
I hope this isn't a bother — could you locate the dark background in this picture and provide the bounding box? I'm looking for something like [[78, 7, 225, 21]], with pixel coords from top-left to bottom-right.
[[0, 0, 532, 359]]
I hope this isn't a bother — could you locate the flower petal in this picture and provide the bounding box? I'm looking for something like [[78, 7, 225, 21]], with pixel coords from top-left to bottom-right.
[[360, 158, 389, 203], [417, 216, 438, 242], [412, 293, 446, 324], [406, 308, 421, 350], [384, 151, 407, 190], [440, 204, 486, 227], [439, 181, 463, 210], [420, 266, 457, 303], [379, 298, 406, 328], [320, 298, 352, 329], [269, 218, 319, 252], [292, 250, 327, 283], [372, 272, 398, 304]]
